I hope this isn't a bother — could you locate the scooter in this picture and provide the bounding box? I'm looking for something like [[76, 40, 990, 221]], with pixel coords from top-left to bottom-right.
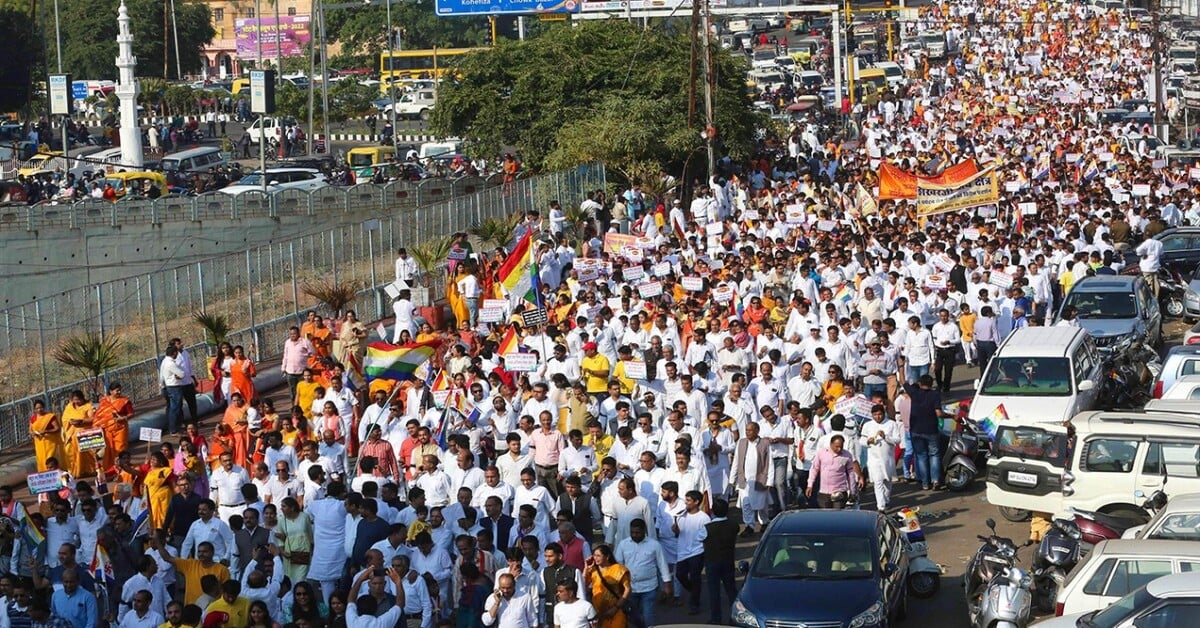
[[963, 518, 1018, 603], [975, 565, 1034, 628], [894, 507, 941, 598], [1159, 268, 1186, 318], [944, 416, 990, 492], [1031, 518, 1082, 613]]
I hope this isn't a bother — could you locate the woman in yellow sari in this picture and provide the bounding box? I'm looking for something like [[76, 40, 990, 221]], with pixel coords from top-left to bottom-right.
[[29, 400, 62, 471], [294, 369, 320, 420], [142, 451, 174, 531], [584, 545, 632, 628], [447, 270, 469, 328], [823, 364, 848, 413], [61, 390, 96, 478]]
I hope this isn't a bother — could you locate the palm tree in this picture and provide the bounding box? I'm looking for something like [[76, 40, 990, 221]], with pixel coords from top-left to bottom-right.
[[468, 213, 522, 251], [51, 332, 125, 401], [302, 280, 363, 317], [192, 311, 232, 351], [409, 236, 454, 289]]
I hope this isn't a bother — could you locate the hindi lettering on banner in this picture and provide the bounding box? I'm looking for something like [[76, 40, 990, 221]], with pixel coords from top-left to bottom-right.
[[916, 167, 1000, 217], [503, 352, 539, 372], [623, 360, 648, 380], [712, 285, 734, 303], [681, 276, 705, 291], [637, 281, 664, 299], [76, 429, 106, 452], [930, 254, 955, 273], [139, 427, 163, 443], [1056, 192, 1079, 206], [602, 233, 641, 256], [520, 308, 549, 328], [988, 271, 1014, 289], [851, 396, 876, 420], [962, 228, 980, 240], [652, 261, 671, 277], [623, 266, 645, 281], [27, 470, 65, 495], [447, 248, 468, 261], [816, 220, 836, 232], [479, 305, 506, 323], [577, 267, 600, 282], [924, 274, 948, 290], [483, 298, 506, 310]]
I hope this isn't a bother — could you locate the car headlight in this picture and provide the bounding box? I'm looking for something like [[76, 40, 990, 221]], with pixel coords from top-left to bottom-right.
[[848, 601, 886, 628], [1188, 290, 1200, 305], [732, 598, 761, 628]]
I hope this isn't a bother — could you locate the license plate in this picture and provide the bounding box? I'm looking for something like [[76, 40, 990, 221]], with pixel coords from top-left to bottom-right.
[[1007, 471, 1039, 487]]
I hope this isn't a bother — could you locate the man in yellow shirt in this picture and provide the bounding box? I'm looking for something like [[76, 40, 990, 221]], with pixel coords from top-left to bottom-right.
[[580, 342, 611, 399], [610, 346, 639, 395], [150, 536, 230, 606], [204, 580, 250, 627]]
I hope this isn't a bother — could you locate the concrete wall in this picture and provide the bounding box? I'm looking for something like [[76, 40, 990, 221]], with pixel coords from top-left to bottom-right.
[[0, 209, 384, 307]]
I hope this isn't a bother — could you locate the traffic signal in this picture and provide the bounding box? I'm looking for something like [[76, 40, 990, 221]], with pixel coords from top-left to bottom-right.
[[884, 0, 892, 7]]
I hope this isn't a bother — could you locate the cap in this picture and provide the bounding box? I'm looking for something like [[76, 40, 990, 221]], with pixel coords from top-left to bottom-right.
[[582, 342, 598, 351], [203, 611, 231, 628]]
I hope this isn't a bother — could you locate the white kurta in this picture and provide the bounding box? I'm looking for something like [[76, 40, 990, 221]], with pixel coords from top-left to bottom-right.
[[701, 428, 735, 498], [731, 439, 775, 513], [859, 419, 902, 480], [306, 497, 348, 581]]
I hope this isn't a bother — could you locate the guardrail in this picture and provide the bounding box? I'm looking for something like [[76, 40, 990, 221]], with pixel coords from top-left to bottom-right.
[[0, 175, 501, 232], [0, 163, 608, 449]]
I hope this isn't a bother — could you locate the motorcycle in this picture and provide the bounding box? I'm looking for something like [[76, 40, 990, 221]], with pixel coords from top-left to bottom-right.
[[1098, 338, 1160, 409], [893, 507, 941, 598], [965, 518, 1032, 628], [1070, 483, 1167, 552], [943, 415, 990, 492], [1159, 268, 1187, 319], [1031, 518, 1082, 613]]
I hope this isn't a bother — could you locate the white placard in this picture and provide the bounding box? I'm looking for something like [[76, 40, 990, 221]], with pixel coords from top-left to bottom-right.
[[637, 281, 664, 299], [1065, 153, 1080, 163], [479, 305, 506, 323], [1056, 192, 1079, 206], [623, 266, 645, 281], [620, 246, 643, 262], [816, 220, 836, 232], [924, 274, 947, 290], [1131, 183, 1151, 197], [704, 222, 724, 236], [1111, 192, 1129, 205], [1019, 202, 1038, 215], [1004, 181, 1023, 193], [1098, 152, 1114, 162], [1152, 159, 1167, 169], [744, 209, 760, 220], [636, 236, 657, 249], [930, 254, 955, 273], [503, 352, 538, 372], [989, 271, 1014, 289], [1190, 167, 1200, 181], [681, 276, 704, 291], [623, 360, 648, 380], [712, 285, 734, 303], [483, 298, 506, 311], [962, 228, 980, 240], [139, 427, 163, 443], [786, 209, 805, 224], [652, 261, 671, 277], [578, 267, 600, 282]]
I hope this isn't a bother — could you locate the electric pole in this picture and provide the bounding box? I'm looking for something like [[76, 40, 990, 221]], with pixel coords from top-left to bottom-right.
[[688, 0, 699, 129], [699, 0, 715, 177]]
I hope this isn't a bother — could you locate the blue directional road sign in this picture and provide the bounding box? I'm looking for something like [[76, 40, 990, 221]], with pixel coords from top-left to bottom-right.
[[435, 0, 580, 16]]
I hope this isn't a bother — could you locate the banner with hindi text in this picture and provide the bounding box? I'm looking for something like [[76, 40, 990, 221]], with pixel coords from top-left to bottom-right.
[[916, 167, 1000, 217]]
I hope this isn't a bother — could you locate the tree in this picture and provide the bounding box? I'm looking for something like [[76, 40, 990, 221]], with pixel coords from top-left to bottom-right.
[[324, 0, 489, 63], [52, 332, 125, 401], [429, 21, 765, 174], [57, 0, 215, 80], [0, 7, 41, 112]]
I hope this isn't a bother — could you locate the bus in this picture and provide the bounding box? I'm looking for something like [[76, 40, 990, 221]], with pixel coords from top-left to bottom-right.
[[379, 48, 483, 83]]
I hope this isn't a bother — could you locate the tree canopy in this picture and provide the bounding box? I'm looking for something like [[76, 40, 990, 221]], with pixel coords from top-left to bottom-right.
[[0, 6, 41, 111], [428, 20, 765, 180], [325, 0, 490, 67], [56, 0, 215, 80]]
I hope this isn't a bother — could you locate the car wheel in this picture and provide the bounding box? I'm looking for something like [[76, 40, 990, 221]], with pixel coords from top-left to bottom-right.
[[999, 506, 1030, 522]]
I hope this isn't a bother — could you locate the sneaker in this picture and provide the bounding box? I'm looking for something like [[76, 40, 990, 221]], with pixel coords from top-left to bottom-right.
[[922, 484, 932, 491]]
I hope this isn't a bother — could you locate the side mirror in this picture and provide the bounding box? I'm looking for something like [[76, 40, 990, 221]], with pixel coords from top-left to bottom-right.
[[973, 378, 981, 389], [1078, 380, 1095, 392], [986, 518, 996, 531], [737, 560, 750, 575]]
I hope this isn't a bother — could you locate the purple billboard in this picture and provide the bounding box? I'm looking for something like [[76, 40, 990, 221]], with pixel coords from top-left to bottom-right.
[[235, 16, 313, 60]]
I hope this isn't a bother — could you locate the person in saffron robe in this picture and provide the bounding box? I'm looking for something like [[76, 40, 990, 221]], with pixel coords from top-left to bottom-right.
[[93, 382, 134, 470], [29, 399, 62, 471], [61, 390, 96, 478], [142, 451, 174, 531], [337, 311, 368, 373], [230, 345, 257, 405], [222, 392, 255, 468]]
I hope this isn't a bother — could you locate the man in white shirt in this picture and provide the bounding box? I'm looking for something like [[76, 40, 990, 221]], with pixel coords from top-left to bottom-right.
[[930, 308, 962, 394], [180, 500, 235, 564], [1135, 236, 1163, 295], [672, 490, 711, 615], [394, 248, 418, 283], [481, 573, 538, 628], [458, 271, 481, 326], [210, 453, 251, 524], [414, 454, 455, 508], [901, 315, 934, 383]]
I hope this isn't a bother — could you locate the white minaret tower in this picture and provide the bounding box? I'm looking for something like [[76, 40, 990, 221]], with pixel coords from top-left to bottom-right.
[[115, 0, 143, 168]]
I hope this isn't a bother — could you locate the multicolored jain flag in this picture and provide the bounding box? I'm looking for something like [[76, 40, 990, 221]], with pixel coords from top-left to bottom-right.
[[363, 339, 440, 382], [980, 404, 1009, 439]]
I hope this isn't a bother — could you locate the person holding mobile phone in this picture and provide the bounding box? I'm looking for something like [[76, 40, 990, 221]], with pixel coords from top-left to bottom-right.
[[481, 573, 536, 628]]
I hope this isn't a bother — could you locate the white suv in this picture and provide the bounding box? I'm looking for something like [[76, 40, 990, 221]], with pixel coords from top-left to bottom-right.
[[384, 89, 437, 121]]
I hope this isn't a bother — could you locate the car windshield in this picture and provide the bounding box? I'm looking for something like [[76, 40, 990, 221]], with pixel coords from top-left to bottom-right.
[[992, 426, 1072, 464], [1146, 512, 1200, 540], [236, 174, 263, 185], [979, 357, 1073, 396], [1082, 586, 1154, 628], [751, 533, 875, 579], [754, 50, 775, 62], [1063, 290, 1138, 319]]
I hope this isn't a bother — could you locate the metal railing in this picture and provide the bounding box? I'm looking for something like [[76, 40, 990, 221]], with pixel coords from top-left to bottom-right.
[[0, 163, 607, 449], [0, 175, 516, 232]]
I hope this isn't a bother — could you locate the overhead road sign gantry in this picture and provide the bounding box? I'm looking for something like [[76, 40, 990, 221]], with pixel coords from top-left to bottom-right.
[[435, 0, 581, 15]]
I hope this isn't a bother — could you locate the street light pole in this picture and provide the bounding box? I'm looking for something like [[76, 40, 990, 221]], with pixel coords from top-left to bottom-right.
[[256, 0, 264, 68], [170, 0, 183, 78], [386, 0, 398, 149], [53, 0, 62, 72]]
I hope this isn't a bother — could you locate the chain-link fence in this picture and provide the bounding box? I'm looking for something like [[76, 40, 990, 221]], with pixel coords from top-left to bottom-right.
[[0, 163, 607, 449]]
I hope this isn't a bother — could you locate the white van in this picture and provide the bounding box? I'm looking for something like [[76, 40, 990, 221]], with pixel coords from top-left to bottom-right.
[[986, 410, 1200, 517], [969, 326, 1104, 428], [76, 147, 141, 177], [161, 147, 227, 174]]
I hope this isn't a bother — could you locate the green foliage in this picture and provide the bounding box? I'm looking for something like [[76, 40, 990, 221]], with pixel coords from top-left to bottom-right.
[[58, 0, 215, 80], [192, 311, 232, 347], [301, 280, 362, 316], [0, 7, 41, 111], [430, 21, 765, 171], [328, 79, 377, 123], [324, 0, 489, 60], [51, 332, 125, 399], [468, 213, 521, 251]]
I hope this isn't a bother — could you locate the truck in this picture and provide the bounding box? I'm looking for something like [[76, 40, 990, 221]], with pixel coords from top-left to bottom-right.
[[920, 31, 945, 59]]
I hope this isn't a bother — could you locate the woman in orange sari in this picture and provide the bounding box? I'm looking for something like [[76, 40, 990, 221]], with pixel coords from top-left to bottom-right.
[[221, 392, 254, 468], [142, 451, 174, 531], [230, 345, 257, 404], [29, 400, 62, 471], [584, 545, 632, 628], [209, 423, 233, 469], [61, 390, 96, 478], [93, 382, 134, 469]]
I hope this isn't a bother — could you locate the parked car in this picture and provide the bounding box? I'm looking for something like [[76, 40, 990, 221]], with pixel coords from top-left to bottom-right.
[[1150, 345, 1200, 399], [1050, 540, 1200, 617], [731, 510, 908, 628], [217, 167, 329, 195], [1122, 493, 1200, 541], [1036, 572, 1200, 627], [1057, 275, 1162, 350]]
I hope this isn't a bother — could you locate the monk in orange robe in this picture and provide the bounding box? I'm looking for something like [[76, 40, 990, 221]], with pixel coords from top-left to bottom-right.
[[93, 383, 134, 469]]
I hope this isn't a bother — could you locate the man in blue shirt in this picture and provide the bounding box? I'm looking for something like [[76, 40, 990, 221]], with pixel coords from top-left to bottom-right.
[[49, 568, 98, 628]]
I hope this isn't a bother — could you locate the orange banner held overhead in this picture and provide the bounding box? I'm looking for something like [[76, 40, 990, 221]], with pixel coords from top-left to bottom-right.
[[877, 160, 980, 200]]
